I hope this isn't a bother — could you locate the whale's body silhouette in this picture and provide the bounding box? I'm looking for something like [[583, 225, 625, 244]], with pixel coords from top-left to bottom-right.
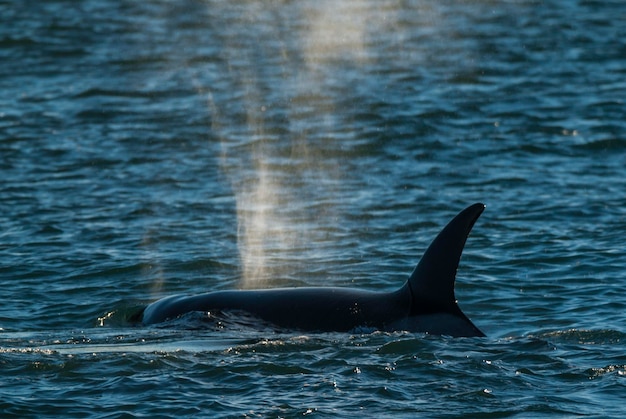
[[142, 203, 485, 337]]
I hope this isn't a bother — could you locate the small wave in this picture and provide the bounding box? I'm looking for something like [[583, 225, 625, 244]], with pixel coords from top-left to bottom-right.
[[0, 347, 57, 355], [146, 309, 283, 333], [528, 328, 625, 345], [573, 137, 626, 151], [96, 303, 147, 327], [586, 364, 626, 379]]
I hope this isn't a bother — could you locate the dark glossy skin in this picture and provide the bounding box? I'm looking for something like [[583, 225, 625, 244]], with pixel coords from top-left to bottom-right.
[[143, 286, 410, 332], [142, 203, 486, 337]]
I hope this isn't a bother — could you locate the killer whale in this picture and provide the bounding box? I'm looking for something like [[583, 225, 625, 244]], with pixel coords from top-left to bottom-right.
[[142, 203, 486, 337]]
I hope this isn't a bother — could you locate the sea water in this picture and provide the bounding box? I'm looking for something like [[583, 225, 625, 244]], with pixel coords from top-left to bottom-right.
[[1, 0, 626, 417]]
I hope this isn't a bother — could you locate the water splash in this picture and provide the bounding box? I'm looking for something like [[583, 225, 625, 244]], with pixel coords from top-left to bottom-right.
[[209, 3, 389, 288]]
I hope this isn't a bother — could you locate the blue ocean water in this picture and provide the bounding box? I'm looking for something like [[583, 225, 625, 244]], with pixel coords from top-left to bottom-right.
[[2, 0, 626, 416]]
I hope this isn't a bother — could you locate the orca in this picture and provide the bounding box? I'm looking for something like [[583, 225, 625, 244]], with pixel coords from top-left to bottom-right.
[[141, 203, 486, 337]]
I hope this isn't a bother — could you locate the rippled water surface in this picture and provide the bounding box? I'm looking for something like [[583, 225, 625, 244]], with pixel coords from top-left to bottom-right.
[[2, 0, 626, 417]]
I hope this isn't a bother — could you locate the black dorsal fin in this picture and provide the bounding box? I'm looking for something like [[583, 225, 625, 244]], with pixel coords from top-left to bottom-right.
[[406, 203, 485, 314]]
